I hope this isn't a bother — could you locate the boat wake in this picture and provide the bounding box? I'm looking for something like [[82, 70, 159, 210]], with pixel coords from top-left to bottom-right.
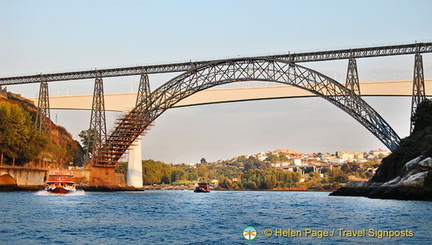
[[35, 190, 85, 196]]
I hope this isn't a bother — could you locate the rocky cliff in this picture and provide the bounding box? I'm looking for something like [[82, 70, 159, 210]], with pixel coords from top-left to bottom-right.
[[330, 156, 432, 200], [330, 99, 432, 201]]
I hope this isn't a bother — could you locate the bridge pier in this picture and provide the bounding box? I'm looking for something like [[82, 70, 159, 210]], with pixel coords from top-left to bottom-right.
[[410, 52, 426, 133], [36, 77, 51, 137], [127, 137, 143, 188], [125, 72, 149, 188], [87, 72, 107, 161], [345, 57, 361, 95]]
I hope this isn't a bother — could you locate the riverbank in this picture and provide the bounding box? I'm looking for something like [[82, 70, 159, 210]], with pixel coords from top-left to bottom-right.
[[0, 185, 144, 192], [0, 185, 44, 192], [330, 156, 432, 201], [330, 181, 432, 201], [143, 184, 337, 192], [330, 99, 432, 201]]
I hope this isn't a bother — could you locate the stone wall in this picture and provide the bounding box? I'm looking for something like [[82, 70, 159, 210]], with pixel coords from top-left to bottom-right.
[[116, 173, 126, 186], [89, 166, 119, 187], [0, 166, 48, 186]]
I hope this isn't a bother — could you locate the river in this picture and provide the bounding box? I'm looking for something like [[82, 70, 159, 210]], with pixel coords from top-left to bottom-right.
[[0, 190, 430, 244]]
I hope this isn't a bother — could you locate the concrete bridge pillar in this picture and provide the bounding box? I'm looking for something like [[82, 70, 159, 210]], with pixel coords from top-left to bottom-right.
[[127, 136, 143, 188]]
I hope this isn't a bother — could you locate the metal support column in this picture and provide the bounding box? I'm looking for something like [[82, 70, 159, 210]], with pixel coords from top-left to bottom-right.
[[135, 72, 151, 110], [127, 72, 150, 187], [410, 53, 425, 133], [87, 72, 107, 161], [345, 57, 361, 95], [35, 76, 51, 138]]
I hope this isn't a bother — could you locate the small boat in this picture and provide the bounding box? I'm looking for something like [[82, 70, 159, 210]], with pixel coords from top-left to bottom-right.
[[194, 182, 210, 193], [45, 173, 76, 194]]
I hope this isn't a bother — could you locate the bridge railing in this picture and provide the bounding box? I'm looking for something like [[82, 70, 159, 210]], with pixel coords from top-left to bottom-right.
[[1, 42, 431, 85]]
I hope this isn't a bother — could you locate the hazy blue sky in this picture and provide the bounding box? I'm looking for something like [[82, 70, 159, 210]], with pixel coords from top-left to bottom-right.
[[1, 0, 431, 163]]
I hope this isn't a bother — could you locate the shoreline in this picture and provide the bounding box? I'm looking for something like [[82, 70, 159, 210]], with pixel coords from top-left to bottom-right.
[[329, 181, 432, 201], [0, 184, 336, 192], [143, 184, 337, 192], [0, 185, 144, 192]]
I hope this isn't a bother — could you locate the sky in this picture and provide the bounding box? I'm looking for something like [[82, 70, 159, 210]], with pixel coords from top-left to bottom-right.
[[1, 0, 432, 164]]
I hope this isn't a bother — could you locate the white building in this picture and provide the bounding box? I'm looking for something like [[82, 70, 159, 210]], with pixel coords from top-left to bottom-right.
[[293, 159, 302, 165], [336, 151, 364, 161], [329, 158, 346, 164]]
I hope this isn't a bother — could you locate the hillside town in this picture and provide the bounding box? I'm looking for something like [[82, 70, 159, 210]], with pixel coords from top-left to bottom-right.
[[137, 148, 392, 191], [212, 148, 391, 176], [220, 149, 391, 166]]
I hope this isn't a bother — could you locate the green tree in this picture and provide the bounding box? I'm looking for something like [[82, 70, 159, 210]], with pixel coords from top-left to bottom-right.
[[187, 171, 198, 181], [266, 154, 280, 163], [171, 168, 187, 183], [219, 175, 234, 189], [196, 164, 210, 180], [78, 129, 96, 157], [308, 171, 321, 182], [279, 153, 289, 162], [327, 168, 349, 183], [243, 156, 265, 170], [142, 160, 172, 184], [412, 98, 432, 133], [243, 169, 265, 189], [0, 102, 48, 165], [263, 173, 278, 189]]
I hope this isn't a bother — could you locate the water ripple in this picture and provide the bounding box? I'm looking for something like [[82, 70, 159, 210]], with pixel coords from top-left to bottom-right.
[[0, 191, 430, 244]]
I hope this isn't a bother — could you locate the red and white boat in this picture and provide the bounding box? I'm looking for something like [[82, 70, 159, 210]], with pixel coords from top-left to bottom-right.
[[194, 182, 211, 193], [45, 173, 76, 194]]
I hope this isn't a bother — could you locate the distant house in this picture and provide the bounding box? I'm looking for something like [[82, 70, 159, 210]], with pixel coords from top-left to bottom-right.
[[329, 158, 346, 164], [336, 151, 364, 161], [320, 154, 334, 163], [293, 159, 302, 166], [211, 179, 219, 187], [369, 149, 391, 158], [256, 153, 267, 161]]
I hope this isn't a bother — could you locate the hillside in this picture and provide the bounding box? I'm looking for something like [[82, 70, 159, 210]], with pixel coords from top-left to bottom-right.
[[0, 88, 84, 167], [331, 99, 432, 200]]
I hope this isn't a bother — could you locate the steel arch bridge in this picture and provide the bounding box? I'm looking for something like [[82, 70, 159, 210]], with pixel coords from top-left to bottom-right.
[[93, 58, 401, 165]]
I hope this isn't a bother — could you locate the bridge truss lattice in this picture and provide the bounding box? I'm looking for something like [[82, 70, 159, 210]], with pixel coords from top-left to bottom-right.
[[92, 58, 401, 165], [1, 42, 431, 165], [1, 42, 431, 85]]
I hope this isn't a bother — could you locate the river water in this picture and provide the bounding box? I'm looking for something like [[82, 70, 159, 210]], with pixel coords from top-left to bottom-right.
[[0, 190, 430, 244]]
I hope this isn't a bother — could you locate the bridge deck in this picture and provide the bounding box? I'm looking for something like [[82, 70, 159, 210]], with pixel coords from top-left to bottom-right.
[[31, 79, 432, 112]]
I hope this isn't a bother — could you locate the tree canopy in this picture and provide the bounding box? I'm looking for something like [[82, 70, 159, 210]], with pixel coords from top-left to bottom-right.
[[0, 102, 48, 165]]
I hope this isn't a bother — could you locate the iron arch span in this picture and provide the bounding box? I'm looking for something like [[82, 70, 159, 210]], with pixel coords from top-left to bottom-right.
[[94, 58, 401, 165]]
